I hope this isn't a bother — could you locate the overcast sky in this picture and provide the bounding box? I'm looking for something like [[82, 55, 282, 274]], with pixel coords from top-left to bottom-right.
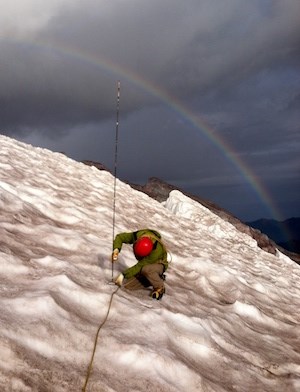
[[1, 0, 299, 221]]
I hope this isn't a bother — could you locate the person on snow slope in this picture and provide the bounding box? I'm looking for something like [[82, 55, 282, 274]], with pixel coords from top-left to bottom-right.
[[112, 229, 168, 300]]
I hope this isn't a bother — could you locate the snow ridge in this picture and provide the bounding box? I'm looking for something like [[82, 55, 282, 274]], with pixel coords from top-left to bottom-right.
[[0, 135, 300, 392]]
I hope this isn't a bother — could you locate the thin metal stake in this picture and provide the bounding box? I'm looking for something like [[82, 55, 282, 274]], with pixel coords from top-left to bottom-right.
[[111, 81, 121, 282]]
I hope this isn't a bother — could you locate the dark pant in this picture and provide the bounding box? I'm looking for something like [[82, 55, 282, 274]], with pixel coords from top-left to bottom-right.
[[124, 263, 165, 291]]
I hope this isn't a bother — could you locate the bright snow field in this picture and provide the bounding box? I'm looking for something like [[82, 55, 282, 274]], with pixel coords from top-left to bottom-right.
[[0, 135, 300, 392]]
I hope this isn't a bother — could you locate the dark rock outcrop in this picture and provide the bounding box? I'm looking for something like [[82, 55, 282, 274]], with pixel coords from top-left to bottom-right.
[[81, 160, 112, 173], [247, 217, 300, 254]]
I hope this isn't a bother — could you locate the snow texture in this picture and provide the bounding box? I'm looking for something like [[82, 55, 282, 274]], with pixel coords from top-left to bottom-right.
[[0, 135, 300, 392]]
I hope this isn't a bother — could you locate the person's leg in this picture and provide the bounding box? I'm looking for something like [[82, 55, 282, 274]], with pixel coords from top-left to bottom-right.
[[141, 263, 164, 288], [124, 274, 152, 290], [141, 263, 165, 299]]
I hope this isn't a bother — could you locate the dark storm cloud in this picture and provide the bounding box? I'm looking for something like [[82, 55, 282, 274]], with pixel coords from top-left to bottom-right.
[[1, 0, 299, 131], [0, 0, 299, 220]]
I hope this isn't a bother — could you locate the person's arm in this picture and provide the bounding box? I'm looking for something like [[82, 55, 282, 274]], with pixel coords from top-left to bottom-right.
[[113, 232, 135, 251], [123, 258, 155, 279]]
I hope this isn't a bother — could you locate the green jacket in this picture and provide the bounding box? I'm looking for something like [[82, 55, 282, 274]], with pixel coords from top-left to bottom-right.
[[113, 229, 168, 279]]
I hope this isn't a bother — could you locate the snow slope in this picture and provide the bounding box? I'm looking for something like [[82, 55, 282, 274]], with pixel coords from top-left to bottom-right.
[[0, 135, 300, 392]]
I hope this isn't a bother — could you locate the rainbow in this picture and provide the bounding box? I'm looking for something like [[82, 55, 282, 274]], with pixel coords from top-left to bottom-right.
[[3, 37, 282, 221]]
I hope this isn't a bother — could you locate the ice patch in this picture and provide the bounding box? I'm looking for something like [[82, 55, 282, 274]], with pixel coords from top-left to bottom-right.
[[0, 254, 29, 275]]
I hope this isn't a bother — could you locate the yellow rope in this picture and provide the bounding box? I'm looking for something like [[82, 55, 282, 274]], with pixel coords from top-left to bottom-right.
[[82, 286, 120, 392]]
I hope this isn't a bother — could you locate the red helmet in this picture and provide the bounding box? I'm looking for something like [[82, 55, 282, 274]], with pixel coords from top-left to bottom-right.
[[133, 237, 153, 258]]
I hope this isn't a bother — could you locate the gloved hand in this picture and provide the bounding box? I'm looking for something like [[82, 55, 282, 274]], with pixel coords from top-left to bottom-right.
[[115, 273, 124, 287], [111, 248, 119, 262]]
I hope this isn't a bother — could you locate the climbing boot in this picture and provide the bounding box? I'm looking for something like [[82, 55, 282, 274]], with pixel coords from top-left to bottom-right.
[[151, 287, 165, 300]]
